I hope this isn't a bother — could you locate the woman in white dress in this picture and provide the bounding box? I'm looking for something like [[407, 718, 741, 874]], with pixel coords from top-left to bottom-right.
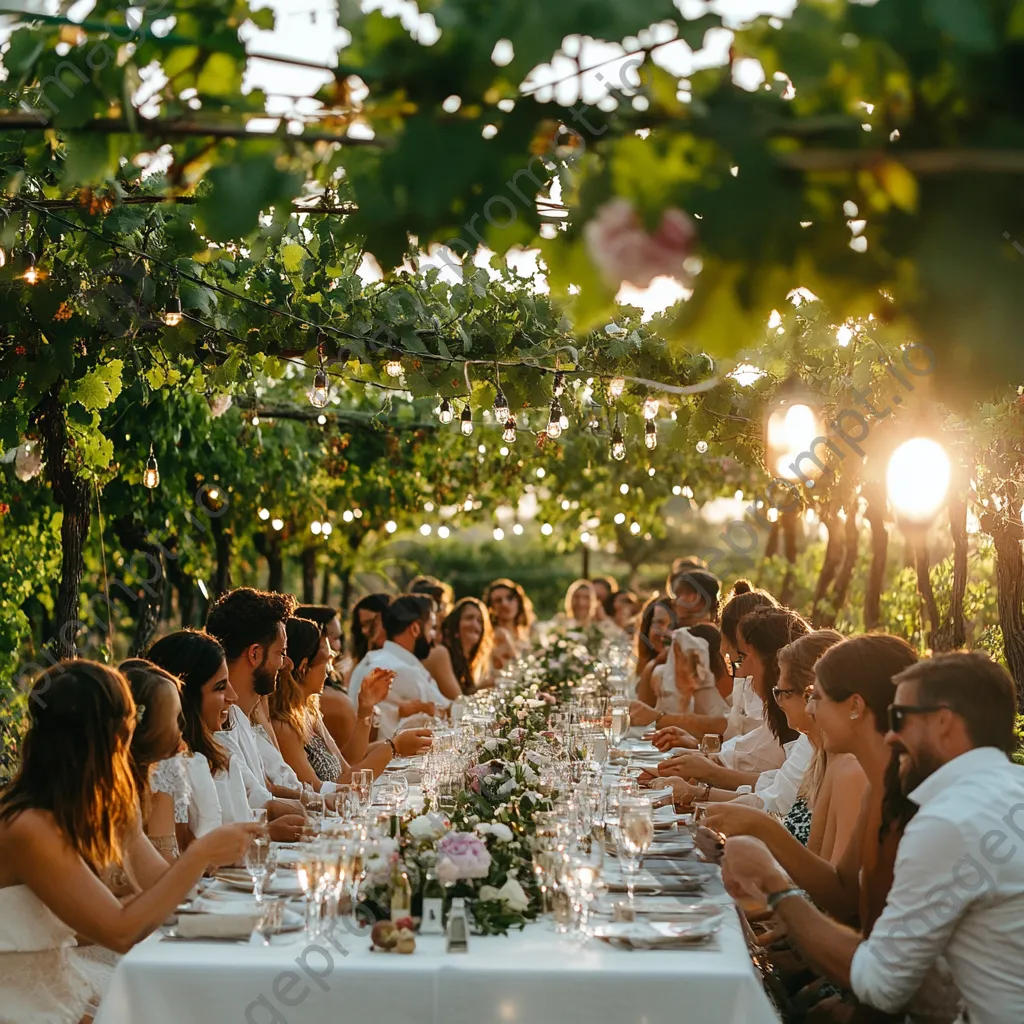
[[0, 660, 258, 1024], [146, 630, 255, 843]]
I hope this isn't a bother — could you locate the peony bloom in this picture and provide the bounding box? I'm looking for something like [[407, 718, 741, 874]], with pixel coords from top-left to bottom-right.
[[407, 815, 442, 841], [476, 822, 514, 843], [436, 832, 492, 879], [583, 198, 697, 289], [479, 877, 530, 913], [208, 394, 233, 418], [14, 442, 42, 482]]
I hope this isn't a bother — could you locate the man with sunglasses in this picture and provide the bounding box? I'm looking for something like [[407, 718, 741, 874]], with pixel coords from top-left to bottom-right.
[[722, 651, 1024, 1024]]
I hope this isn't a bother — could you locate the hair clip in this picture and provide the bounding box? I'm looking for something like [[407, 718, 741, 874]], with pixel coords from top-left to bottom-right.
[[136, 703, 146, 724]]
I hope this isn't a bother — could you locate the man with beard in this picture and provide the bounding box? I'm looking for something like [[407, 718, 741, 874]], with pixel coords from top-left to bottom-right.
[[205, 587, 308, 840], [721, 651, 1024, 1024], [348, 594, 451, 740]]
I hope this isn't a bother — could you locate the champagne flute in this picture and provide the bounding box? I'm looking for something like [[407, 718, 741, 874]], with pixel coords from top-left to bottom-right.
[[301, 784, 325, 830], [353, 769, 374, 818], [296, 844, 324, 938], [244, 833, 273, 906], [616, 798, 654, 909]]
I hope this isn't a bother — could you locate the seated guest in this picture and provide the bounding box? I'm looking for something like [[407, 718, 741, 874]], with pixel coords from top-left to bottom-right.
[[345, 593, 390, 686], [0, 661, 258, 1024], [657, 607, 813, 818], [701, 630, 865, 863], [119, 660, 187, 863], [554, 578, 600, 630], [409, 575, 454, 624], [666, 567, 720, 626], [631, 623, 732, 732], [483, 577, 536, 660], [608, 589, 640, 634], [270, 618, 430, 785], [295, 603, 385, 764], [438, 597, 495, 694], [722, 650, 1024, 1024], [348, 595, 452, 740], [146, 630, 254, 840], [590, 575, 618, 623], [205, 587, 310, 839], [632, 596, 680, 705]]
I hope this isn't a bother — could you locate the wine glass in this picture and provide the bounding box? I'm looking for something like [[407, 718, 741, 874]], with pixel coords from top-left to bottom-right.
[[296, 844, 324, 938], [244, 832, 274, 906], [616, 798, 654, 909], [700, 734, 722, 757], [604, 697, 630, 750], [353, 769, 373, 818], [301, 784, 325, 830]]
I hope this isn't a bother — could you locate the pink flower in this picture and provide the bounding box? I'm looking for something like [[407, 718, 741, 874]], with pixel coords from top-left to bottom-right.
[[583, 198, 697, 289], [437, 831, 492, 879]]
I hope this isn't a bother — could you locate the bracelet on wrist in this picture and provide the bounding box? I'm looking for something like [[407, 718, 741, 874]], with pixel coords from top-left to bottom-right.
[[386, 737, 398, 757], [766, 886, 808, 912]]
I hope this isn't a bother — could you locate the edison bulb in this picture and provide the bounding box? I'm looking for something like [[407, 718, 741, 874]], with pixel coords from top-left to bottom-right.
[[438, 398, 453, 424], [502, 416, 517, 443], [384, 358, 403, 378], [609, 377, 626, 399], [460, 406, 473, 436], [308, 368, 329, 408], [645, 421, 657, 450]]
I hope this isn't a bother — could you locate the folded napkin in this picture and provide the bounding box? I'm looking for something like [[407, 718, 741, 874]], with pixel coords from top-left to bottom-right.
[[175, 913, 258, 940]]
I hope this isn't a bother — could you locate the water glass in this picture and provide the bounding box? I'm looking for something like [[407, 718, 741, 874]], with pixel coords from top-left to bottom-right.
[[244, 834, 274, 905], [352, 769, 373, 817], [700, 734, 723, 757], [301, 784, 325, 829], [616, 798, 654, 908]]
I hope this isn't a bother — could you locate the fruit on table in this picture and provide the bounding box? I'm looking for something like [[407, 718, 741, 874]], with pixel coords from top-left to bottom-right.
[[395, 928, 416, 954], [371, 921, 398, 950]]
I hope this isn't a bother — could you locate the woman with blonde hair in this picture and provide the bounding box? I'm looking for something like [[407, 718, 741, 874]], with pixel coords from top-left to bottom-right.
[[0, 661, 257, 1023], [557, 578, 598, 629]]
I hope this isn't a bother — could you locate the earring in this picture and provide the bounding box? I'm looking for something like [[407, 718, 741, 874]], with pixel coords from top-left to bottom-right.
[[850, 712, 860, 721]]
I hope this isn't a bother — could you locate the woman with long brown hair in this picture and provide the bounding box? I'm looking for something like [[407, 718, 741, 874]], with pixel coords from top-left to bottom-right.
[[439, 597, 494, 694], [483, 578, 535, 665], [0, 661, 257, 1023]]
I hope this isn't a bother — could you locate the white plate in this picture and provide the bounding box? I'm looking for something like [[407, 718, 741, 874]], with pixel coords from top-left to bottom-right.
[[214, 868, 304, 896], [592, 914, 722, 948]]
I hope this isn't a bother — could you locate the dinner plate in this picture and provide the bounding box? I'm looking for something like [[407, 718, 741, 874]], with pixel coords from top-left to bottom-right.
[[214, 868, 305, 896], [591, 914, 722, 948]]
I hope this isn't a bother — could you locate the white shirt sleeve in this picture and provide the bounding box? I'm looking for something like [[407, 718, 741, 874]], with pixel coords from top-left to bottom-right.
[[851, 816, 969, 1014], [347, 654, 373, 708], [216, 755, 260, 823], [376, 667, 424, 740], [734, 733, 813, 816], [217, 730, 274, 809], [254, 728, 300, 790]]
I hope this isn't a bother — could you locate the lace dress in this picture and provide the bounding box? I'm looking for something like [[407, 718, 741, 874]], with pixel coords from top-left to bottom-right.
[[0, 885, 107, 1024], [150, 756, 190, 858]]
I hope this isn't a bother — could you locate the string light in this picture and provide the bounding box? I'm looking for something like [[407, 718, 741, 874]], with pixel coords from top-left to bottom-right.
[[321, 522, 333, 536], [643, 396, 659, 420], [310, 521, 322, 535], [438, 525, 451, 539], [553, 371, 565, 397], [546, 399, 562, 438], [142, 444, 160, 489], [696, 440, 708, 453], [308, 366, 329, 408], [342, 510, 354, 522], [493, 527, 504, 540], [502, 415, 517, 443], [609, 377, 626, 399], [316, 414, 327, 425], [385, 520, 398, 533], [271, 518, 284, 531], [384, 354, 403, 378], [540, 523, 553, 535], [438, 397, 454, 424], [559, 406, 569, 431], [512, 523, 524, 535], [161, 295, 183, 327], [645, 420, 658, 450], [257, 507, 270, 520], [610, 414, 625, 461], [493, 386, 509, 423], [460, 404, 474, 436], [19, 252, 46, 286]]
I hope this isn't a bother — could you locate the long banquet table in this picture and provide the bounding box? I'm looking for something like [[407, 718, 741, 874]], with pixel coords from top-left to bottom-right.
[[94, 898, 779, 1024]]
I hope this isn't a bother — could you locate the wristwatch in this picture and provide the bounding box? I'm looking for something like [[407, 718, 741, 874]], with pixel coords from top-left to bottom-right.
[[766, 886, 809, 911]]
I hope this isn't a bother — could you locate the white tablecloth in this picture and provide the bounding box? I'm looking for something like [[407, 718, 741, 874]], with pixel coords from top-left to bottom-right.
[[94, 905, 779, 1024]]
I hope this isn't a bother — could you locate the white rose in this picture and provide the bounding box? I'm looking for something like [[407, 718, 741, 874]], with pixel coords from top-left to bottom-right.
[[483, 738, 502, 752], [479, 877, 530, 913], [487, 823, 514, 843], [498, 778, 516, 797], [407, 815, 438, 840], [521, 765, 538, 785], [512, 695, 526, 706], [525, 698, 546, 709]]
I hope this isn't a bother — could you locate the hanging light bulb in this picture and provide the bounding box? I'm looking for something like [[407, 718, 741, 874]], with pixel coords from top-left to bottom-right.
[[493, 386, 509, 423], [559, 408, 569, 431], [546, 399, 562, 438], [609, 377, 626, 399], [610, 424, 626, 461], [645, 420, 658, 450], [19, 253, 46, 286], [308, 366, 329, 408], [142, 444, 160, 489], [384, 353, 403, 377], [553, 371, 565, 397], [643, 396, 659, 420], [502, 415, 517, 443], [161, 295, 183, 327], [460, 404, 474, 436], [438, 397, 454, 424], [258, 507, 270, 521]]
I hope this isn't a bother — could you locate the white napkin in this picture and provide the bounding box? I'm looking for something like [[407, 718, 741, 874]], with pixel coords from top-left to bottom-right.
[[175, 913, 258, 940]]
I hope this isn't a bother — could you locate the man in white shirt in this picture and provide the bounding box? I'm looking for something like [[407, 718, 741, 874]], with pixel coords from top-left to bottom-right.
[[722, 651, 1024, 1024], [349, 594, 451, 740]]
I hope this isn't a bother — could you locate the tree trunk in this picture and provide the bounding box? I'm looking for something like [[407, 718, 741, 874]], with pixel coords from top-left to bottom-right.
[[778, 509, 799, 607], [211, 516, 232, 598], [821, 503, 861, 628], [991, 519, 1024, 703], [811, 501, 842, 624], [35, 387, 91, 661], [935, 490, 968, 651], [764, 520, 780, 559], [320, 562, 333, 605], [267, 534, 284, 593], [113, 516, 166, 657], [863, 483, 888, 632], [914, 541, 941, 652], [301, 546, 318, 604], [339, 566, 353, 617]]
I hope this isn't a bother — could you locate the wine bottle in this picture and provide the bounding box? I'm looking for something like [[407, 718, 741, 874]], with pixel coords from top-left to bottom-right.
[[420, 855, 444, 934], [389, 853, 413, 922]]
